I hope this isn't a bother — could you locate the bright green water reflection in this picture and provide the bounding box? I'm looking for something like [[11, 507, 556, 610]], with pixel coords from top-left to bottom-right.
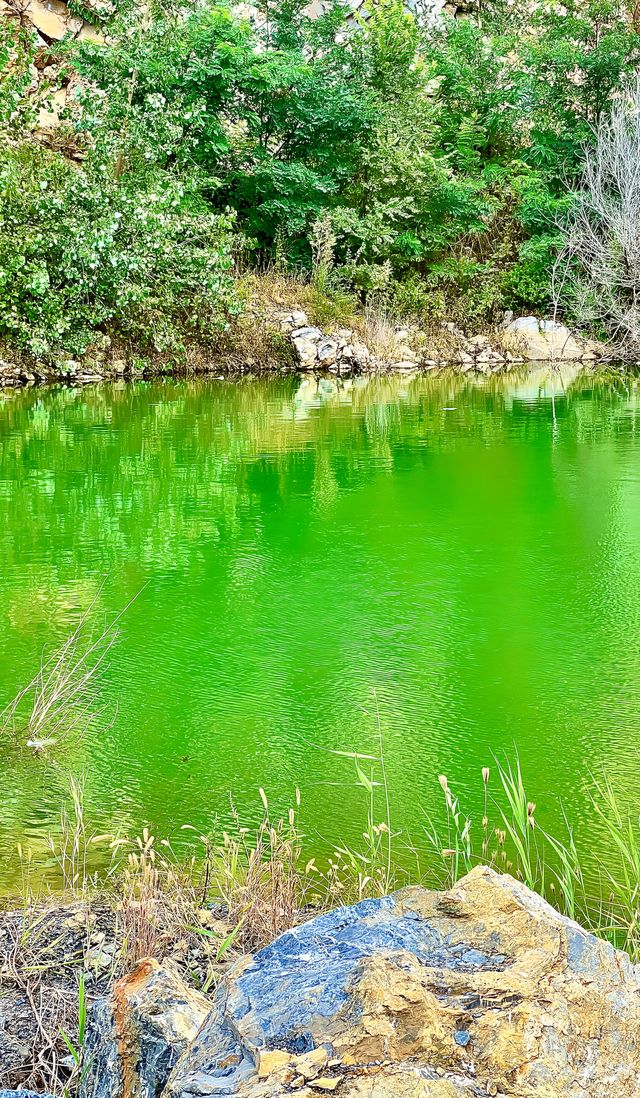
[[1, 368, 639, 892]]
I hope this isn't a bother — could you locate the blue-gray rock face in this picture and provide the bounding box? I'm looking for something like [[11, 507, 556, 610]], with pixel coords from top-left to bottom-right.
[[0, 1092, 56, 1098], [164, 866, 640, 1098], [209, 892, 504, 1059]]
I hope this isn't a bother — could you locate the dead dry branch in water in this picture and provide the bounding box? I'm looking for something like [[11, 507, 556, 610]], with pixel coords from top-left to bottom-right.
[[0, 589, 137, 752]]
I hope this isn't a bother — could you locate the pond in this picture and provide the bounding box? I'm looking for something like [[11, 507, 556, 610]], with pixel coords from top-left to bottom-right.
[[0, 368, 639, 893]]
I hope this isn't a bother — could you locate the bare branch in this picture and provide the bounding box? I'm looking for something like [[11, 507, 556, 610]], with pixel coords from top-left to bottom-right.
[[559, 76, 640, 355]]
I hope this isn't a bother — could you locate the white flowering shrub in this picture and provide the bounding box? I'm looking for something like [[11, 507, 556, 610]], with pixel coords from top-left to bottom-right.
[[0, 144, 237, 359], [0, 21, 238, 362]]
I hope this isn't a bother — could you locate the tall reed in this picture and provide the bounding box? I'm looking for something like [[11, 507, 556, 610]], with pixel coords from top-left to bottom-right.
[[0, 590, 137, 752]]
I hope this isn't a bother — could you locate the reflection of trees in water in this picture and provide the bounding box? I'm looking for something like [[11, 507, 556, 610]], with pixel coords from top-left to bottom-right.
[[0, 371, 636, 585], [0, 372, 633, 652]]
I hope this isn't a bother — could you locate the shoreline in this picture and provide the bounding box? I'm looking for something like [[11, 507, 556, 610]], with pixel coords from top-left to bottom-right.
[[2, 750, 640, 1095], [0, 308, 632, 390], [2, 846, 640, 1097]]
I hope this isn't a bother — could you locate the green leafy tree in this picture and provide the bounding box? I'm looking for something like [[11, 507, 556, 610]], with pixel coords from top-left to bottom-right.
[[420, 1, 640, 321], [0, 11, 238, 361], [523, 0, 640, 178], [3, 0, 640, 359]]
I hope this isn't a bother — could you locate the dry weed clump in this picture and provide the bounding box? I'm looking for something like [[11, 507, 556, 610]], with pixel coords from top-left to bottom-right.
[[237, 269, 357, 329], [113, 829, 213, 971], [348, 305, 468, 365], [208, 788, 309, 952], [0, 594, 124, 753], [350, 305, 402, 362], [0, 778, 391, 1095]]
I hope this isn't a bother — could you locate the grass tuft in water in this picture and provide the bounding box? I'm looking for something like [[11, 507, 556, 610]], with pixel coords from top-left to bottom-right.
[[0, 590, 138, 754]]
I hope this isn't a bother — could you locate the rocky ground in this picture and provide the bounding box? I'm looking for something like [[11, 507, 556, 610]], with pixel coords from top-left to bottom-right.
[[271, 310, 604, 376], [3, 867, 640, 1098], [0, 900, 233, 1094], [0, 312, 610, 389]]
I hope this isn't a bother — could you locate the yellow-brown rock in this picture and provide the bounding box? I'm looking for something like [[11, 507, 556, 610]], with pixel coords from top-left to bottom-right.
[[9, 0, 104, 48], [25, 0, 69, 40], [165, 867, 640, 1098], [36, 87, 67, 132]]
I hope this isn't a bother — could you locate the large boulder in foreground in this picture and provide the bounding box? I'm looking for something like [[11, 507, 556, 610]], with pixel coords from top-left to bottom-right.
[[164, 866, 640, 1098], [81, 959, 209, 1098]]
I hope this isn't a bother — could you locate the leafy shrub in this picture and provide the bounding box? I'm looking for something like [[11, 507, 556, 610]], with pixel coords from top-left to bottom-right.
[[0, 143, 237, 360], [0, 10, 239, 362]]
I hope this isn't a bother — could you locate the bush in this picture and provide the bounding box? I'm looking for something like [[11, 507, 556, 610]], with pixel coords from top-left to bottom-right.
[[0, 143, 237, 360], [0, 11, 239, 362]]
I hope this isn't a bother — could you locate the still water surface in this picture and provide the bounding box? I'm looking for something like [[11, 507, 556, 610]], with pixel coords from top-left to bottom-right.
[[1, 368, 639, 891]]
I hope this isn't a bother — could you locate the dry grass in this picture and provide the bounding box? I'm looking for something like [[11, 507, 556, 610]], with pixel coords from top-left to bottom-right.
[[238, 268, 316, 312], [113, 829, 212, 970], [237, 269, 357, 329], [0, 591, 132, 754], [350, 305, 402, 362], [3, 812, 222, 1094], [45, 776, 102, 896], [9, 755, 640, 1097], [349, 303, 526, 366], [207, 789, 309, 952], [489, 327, 529, 359]]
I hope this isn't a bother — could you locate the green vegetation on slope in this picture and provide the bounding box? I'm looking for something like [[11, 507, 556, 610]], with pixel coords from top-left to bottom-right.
[[1, 0, 640, 361]]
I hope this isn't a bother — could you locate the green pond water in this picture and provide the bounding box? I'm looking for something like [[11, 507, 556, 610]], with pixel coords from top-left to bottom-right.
[[1, 368, 639, 893]]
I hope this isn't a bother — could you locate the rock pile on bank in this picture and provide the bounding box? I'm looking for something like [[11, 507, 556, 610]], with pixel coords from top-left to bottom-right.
[[274, 312, 373, 374], [273, 310, 601, 376], [504, 316, 597, 362], [76, 866, 640, 1098]]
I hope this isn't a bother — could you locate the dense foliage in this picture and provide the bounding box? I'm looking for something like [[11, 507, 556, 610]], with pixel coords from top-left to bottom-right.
[[1, 0, 639, 359]]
